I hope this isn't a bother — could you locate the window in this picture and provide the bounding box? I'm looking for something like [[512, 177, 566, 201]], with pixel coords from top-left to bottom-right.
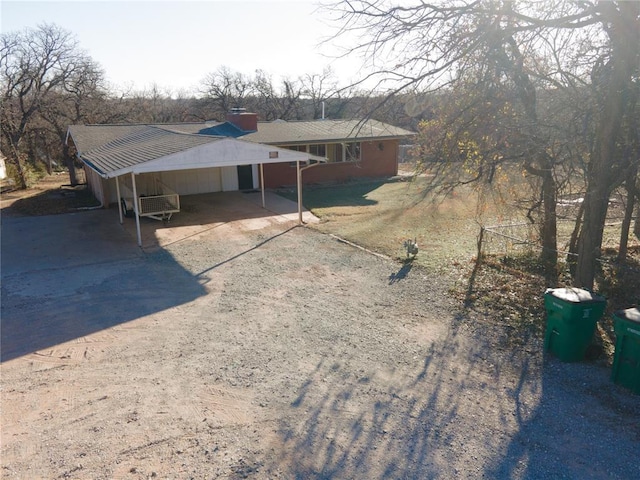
[[286, 145, 307, 152], [345, 142, 361, 162], [309, 144, 326, 157], [333, 142, 361, 162]]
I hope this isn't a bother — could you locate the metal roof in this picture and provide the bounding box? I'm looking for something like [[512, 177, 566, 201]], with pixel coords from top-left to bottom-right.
[[73, 126, 222, 177], [67, 125, 148, 154], [67, 117, 411, 178], [67, 124, 325, 179], [240, 118, 415, 145]]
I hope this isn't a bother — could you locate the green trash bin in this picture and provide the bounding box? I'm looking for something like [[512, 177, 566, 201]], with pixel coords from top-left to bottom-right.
[[611, 308, 640, 394], [543, 288, 606, 362]]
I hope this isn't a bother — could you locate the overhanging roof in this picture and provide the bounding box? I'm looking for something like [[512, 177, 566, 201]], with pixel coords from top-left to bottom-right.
[[68, 124, 324, 179], [240, 118, 415, 145]]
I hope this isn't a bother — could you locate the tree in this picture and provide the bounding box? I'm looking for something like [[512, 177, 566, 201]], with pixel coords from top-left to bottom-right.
[[329, 0, 640, 289], [0, 24, 104, 188], [200, 66, 254, 120], [252, 69, 303, 120], [38, 55, 108, 185], [574, 2, 640, 287], [300, 67, 342, 119]]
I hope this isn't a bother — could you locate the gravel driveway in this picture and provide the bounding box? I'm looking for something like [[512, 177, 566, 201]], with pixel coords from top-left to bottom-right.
[[1, 205, 638, 479]]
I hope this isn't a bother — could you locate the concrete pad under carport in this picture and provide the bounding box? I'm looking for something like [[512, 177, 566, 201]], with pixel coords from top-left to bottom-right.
[[116, 190, 319, 250]]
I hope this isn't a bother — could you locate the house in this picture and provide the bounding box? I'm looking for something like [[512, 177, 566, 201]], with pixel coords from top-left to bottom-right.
[[66, 112, 414, 244]]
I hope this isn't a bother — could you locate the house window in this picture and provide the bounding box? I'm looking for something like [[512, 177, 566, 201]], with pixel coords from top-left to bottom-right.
[[345, 142, 361, 162], [285, 145, 308, 166], [286, 145, 307, 152], [309, 144, 326, 157], [333, 142, 361, 162]]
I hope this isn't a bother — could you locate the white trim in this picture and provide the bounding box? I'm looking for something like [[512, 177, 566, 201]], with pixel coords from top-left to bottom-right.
[[102, 138, 324, 179]]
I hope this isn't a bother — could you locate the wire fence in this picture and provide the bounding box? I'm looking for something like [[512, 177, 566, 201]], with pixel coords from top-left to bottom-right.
[[478, 218, 640, 273]]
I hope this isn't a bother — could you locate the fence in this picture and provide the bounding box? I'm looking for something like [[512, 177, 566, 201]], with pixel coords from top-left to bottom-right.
[[477, 218, 640, 273]]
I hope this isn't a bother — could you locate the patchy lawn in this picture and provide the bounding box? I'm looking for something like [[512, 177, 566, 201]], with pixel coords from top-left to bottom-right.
[[279, 176, 498, 273]]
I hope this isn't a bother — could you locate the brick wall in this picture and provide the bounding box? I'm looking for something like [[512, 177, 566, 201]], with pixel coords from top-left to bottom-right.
[[262, 139, 399, 188]]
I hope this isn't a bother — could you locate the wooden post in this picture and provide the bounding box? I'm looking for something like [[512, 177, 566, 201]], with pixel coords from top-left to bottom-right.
[[475, 226, 485, 269]]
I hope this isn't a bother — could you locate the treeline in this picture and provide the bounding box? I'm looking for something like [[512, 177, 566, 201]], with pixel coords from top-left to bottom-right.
[[0, 24, 420, 189]]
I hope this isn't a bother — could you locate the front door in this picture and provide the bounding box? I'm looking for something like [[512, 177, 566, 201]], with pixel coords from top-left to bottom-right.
[[237, 165, 253, 190]]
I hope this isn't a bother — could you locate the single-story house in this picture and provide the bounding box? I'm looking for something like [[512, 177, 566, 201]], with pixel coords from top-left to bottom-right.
[[66, 111, 414, 245]]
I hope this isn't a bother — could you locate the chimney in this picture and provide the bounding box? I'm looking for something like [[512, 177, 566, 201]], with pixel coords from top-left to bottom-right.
[[226, 108, 258, 132]]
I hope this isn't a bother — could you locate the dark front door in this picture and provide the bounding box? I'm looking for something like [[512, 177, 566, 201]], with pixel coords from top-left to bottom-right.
[[237, 165, 253, 190]]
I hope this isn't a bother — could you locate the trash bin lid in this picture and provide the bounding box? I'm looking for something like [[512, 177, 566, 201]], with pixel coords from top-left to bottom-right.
[[614, 307, 640, 324], [545, 287, 605, 303]]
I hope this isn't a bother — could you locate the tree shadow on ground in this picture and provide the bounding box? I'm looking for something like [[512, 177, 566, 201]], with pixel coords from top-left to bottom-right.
[[264, 313, 537, 478], [266, 307, 640, 479]]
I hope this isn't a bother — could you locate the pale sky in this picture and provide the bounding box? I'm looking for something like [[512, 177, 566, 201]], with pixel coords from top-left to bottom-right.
[[1, 0, 365, 95]]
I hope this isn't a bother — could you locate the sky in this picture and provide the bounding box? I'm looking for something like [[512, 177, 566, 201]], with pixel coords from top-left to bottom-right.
[[1, 0, 365, 95]]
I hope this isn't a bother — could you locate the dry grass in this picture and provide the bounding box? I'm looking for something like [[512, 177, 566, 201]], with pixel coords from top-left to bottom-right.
[[0, 173, 100, 216]]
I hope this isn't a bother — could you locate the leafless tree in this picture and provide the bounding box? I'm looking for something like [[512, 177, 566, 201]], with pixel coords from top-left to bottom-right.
[[0, 24, 105, 188], [200, 66, 254, 120], [328, 0, 640, 289]]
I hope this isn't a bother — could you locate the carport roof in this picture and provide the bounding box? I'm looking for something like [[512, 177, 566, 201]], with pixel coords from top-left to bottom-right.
[[67, 124, 324, 179], [70, 125, 223, 177]]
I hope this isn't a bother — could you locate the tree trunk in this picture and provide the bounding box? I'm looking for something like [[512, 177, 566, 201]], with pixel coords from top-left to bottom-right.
[[62, 143, 79, 186], [567, 201, 585, 277], [635, 197, 640, 240], [7, 143, 29, 190], [540, 166, 558, 275], [574, 3, 639, 289], [618, 167, 637, 263]]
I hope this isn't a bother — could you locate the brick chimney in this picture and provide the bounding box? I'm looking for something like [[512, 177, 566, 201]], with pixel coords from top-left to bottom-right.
[[226, 108, 258, 132]]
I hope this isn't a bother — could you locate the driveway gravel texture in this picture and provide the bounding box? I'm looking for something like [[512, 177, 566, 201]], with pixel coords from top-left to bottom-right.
[[1, 209, 639, 479]]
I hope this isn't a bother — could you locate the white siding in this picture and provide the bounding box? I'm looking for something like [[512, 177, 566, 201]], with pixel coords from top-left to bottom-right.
[[105, 167, 229, 204], [252, 164, 259, 189], [163, 168, 222, 195], [221, 166, 239, 191]]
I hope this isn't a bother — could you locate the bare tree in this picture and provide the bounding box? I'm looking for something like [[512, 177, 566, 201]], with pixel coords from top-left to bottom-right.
[[300, 67, 341, 119], [252, 70, 303, 120], [328, 0, 640, 289], [200, 66, 254, 120], [0, 24, 103, 188]]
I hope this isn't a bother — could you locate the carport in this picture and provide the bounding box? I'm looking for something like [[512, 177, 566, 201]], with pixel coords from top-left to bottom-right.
[[67, 125, 325, 246]]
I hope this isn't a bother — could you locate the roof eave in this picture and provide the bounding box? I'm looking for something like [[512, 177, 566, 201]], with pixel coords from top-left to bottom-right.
[[261, 134, 415, 146]]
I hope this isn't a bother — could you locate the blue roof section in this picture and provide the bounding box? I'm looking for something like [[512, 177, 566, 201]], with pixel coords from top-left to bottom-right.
[[197, 122, 249, 137]]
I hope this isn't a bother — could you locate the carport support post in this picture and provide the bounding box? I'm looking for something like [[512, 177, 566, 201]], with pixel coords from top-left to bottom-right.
[[131, 172, 142, 247], [297, 160, 303, 225], [260, 163, 265, 208], [115, 175, 123, 224]]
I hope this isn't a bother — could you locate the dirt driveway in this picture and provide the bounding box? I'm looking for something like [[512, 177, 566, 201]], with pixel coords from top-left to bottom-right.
[[1, 198, 639, 479]]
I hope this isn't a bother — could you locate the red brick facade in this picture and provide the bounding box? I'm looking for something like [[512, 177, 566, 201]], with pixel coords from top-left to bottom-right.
[[262, 139, 400, 188]]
